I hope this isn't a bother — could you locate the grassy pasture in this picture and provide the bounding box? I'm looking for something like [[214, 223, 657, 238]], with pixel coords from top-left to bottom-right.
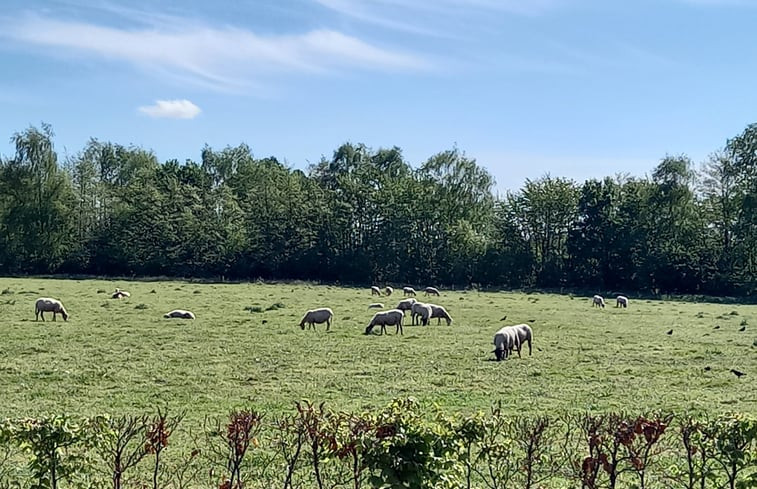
[[0, 277, 755, 420]]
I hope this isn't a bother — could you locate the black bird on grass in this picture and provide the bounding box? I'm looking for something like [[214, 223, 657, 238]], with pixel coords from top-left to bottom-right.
[[730, 369, 746, 378], [666, 329, 673, 335], [704, 366, 711, 371], [714, 325, 721, 329], [500, 315, 507, 321], [739, 325, 746, 332]]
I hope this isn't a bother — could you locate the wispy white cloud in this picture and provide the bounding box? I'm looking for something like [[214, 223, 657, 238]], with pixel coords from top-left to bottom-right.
[[314, 0, 565, 22], [0, 13, 430, 92], [138, 99, 201, 119]]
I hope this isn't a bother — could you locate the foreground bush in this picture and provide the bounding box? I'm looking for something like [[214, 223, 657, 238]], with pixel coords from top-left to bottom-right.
[[0, 399, 755, 488]]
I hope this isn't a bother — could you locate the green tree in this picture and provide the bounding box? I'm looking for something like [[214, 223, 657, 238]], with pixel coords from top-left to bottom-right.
[[0, 124, 75, 272]]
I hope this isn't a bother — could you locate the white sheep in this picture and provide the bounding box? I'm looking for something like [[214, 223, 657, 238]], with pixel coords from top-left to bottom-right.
[[428, 304, 453, 326], [616, 295, 629, 308], [35, 298, 69, 322], [510, 324, 533, 357], [403, 287, 417, 297], [424, 287, 440, 297], [364, 309, 404, 335], [592, 295, 605, 308], [410, 302, 432, 326], [112, 288, 131, 299], [385, 286, 393, 296], [368, 303, 384, 309], [163, 309, 195, 319], [493, 326, 520, 361], [299, 308, 334, 331], [492, 324, 533, 360], [396, 298, 417, 315], [371, 286, 381, 296]]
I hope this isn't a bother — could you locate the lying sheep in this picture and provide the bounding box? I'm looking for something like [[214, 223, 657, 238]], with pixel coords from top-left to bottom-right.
[[385, 286, 393, 296], [396, 298, 417, 315], [493, 326, 520, 361], [365, 309, 404, 335], [112, 288, 131, 299], [616, 295, 629, 308], [368, 303, 384, 309], [428, 304, 453, 325], [411, 302, 432, 326], [299, 308, 333, 331], [592, 295, 605, 308], [35, 298, 69, 322], [164, 309, 195, 319], [424, 287, 440, 297], [371, 286, 381, 296], [403, 287, 416, 297]]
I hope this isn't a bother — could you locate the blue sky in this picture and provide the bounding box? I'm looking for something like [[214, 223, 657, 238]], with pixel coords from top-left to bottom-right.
[[1, 0, 756, 192]]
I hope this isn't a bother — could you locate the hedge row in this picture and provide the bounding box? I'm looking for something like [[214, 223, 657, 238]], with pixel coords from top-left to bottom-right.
[[0, 399, 756, 488]]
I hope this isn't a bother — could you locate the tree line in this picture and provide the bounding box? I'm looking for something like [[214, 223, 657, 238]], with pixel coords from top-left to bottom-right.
[[1, 122, 757, 295]]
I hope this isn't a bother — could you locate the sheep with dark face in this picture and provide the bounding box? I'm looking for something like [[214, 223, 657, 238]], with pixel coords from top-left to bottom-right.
[[410, 302, 432, 326], [35, 298, 69, 322], [493, 326, 520, 361], [492, 324, 533, 360], [428, 304, 453, 325], [365, 309, 404, 335], [299, 308, 333, 331], [112, 288, 131, 299], [592, 295, 605, 308], [616, 296, 628, 308], [424, 287, 440, 296], [385, 286, 393, 296], [371, 286, 381, 296], [164, 309, 195, 319]]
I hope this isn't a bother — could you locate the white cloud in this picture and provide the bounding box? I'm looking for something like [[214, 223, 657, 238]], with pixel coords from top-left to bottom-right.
[[138, 99, 201, 119], [314, 0, 564, 21], [0, 14, 430, 92]]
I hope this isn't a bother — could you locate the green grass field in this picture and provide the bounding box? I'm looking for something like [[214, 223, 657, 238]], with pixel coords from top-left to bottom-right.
[[0, 277, 755, 420]]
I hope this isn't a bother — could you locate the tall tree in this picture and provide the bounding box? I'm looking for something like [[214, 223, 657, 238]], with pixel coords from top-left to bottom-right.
[[0, 124, 75, 272]]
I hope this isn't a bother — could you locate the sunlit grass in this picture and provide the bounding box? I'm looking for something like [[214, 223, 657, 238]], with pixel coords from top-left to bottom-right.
[[0, 278, 754, 420]]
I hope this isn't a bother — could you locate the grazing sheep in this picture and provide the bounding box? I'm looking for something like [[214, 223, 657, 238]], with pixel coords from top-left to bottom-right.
[[112, 288, 131, 299], [428, 304, 453, 325], [299, 308, 334, 331], [493, 326, 520, 361], [371, 286, 381, 296], [385, 286, 393, 296], [616, 295, 629, 308], [592, 295, 606, 308], [403, 287, 417, 297], [424, 287, 440, 297], [492, 324, 533, 360], [34, 298, 69, 322], [368, 303, 384, 309], [396, 298, 417, 315], [411, 302, 433, 326], [163, 309, 195, 319], [364, 309, 404, 335]]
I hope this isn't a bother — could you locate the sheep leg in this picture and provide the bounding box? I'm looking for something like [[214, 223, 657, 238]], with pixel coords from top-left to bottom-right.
[[326, 319, 331, 332], [52, 311, 57, 322], [527, 339, 532, 356]]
